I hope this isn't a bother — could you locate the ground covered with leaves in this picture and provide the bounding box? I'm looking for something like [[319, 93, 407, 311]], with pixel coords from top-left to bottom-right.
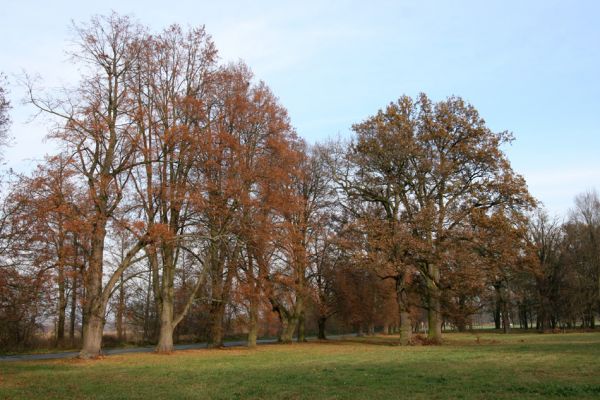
[[1, 332, 599, 399]]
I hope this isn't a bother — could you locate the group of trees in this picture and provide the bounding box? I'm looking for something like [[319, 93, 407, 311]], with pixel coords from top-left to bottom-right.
[[517, 193, 600, 331], [0, 14, 598, 358]]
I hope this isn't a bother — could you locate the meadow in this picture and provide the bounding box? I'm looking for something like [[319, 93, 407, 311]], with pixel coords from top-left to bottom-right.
[[1, 332, 599, 399]]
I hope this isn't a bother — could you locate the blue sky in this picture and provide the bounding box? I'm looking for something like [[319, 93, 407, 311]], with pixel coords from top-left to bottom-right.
[[1, 0, 599, 217]]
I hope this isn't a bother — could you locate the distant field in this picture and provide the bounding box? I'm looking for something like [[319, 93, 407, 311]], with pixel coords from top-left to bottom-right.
[[1, 332, 600, 399]]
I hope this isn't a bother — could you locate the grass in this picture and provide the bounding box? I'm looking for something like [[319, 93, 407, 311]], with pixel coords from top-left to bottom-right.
[[1, 332, 600, 399]]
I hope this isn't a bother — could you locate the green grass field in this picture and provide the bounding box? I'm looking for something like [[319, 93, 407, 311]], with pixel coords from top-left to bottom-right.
[[1, 332, 600, 399]]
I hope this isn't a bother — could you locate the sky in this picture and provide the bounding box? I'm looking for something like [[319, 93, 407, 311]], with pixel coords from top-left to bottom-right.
[[1, 0, 599, 218]]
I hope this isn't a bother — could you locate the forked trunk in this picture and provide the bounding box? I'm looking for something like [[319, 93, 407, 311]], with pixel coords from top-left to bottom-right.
[[280, 316, 298, 343]]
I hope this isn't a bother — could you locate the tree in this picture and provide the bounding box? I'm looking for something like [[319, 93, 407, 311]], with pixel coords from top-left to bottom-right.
[[0, 184, 55, 350], [338, 93, 533, 342], [0, 73, 10, 151], [231, 77, 299, 347], [28, 14, 150, 358], [527, 209, 564, 330], [267, 143, 334, 343], [564, 190, 600, 328], [128, 23, 218, 353], [9, 157, 83, 345]]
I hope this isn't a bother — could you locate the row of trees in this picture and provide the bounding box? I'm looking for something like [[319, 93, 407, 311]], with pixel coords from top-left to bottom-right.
[[519, 194, 600, 331], [0, 14, 598, 358]]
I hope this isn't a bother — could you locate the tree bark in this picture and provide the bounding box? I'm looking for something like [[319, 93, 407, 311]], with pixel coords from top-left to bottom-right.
[[69, 271, 78, 344], [116, 274, 126, 342], [208, 300, 226, 348], [154, 246, 175, 353], [79, 312, 104, 359], [79, 232, 145, 358], [357, 324, 364, 337], [247, 303, 259, 348], [280, 315, 298, 343], [382, 322, 389, 335], [156, 304, 174, 353], [399, 311, 412, 345], [56, 259, 66, 345], [426, 263, 442, 343], [396, 277, 412, 345], [494, 285, 502, 330], [79, 223, 106, 359], [317, 317, 327, 340], [502, 298, 511, 334], [297, 312, 306, 342], [367, 322, 375, 336]]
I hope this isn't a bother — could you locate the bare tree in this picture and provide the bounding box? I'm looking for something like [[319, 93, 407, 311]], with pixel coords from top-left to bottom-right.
[[0, 73, 10, 152], [27, 14, 150, 358]]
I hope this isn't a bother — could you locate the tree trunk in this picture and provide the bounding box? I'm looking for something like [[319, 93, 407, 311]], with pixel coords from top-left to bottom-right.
[[396, 277, 412, 345], [78, 217, 107, 359], [274, 295, 303, 344], [357, 324, 364, 337], [502, 301, 511, 334], [494, 307, 501, 330], [297, 312, 306, 342], [154, 246, 176, 353], [206, 241, 236, 348], [56, 261, 66, 345], [280, 315, 298, 343], [78, 223, 144, 357], [155, 271, 175, 353], [79, 292, 104, 358], [426, 264, 442, 343], [247, 306, 258, 348], [317, 317, 327, 340], [156, 304, 174, 353], [143, 267, 154, 342], [116, 274, 126, 342], [70, 272, 78, 344], [79, 312, 104, 359], [537, 305, 545, 332], [399, 311, 412, 345], [208, 301, 225, 348]]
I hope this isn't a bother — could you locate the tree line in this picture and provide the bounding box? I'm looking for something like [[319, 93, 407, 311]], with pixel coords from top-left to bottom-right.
[[0, 14, 598, 358]]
